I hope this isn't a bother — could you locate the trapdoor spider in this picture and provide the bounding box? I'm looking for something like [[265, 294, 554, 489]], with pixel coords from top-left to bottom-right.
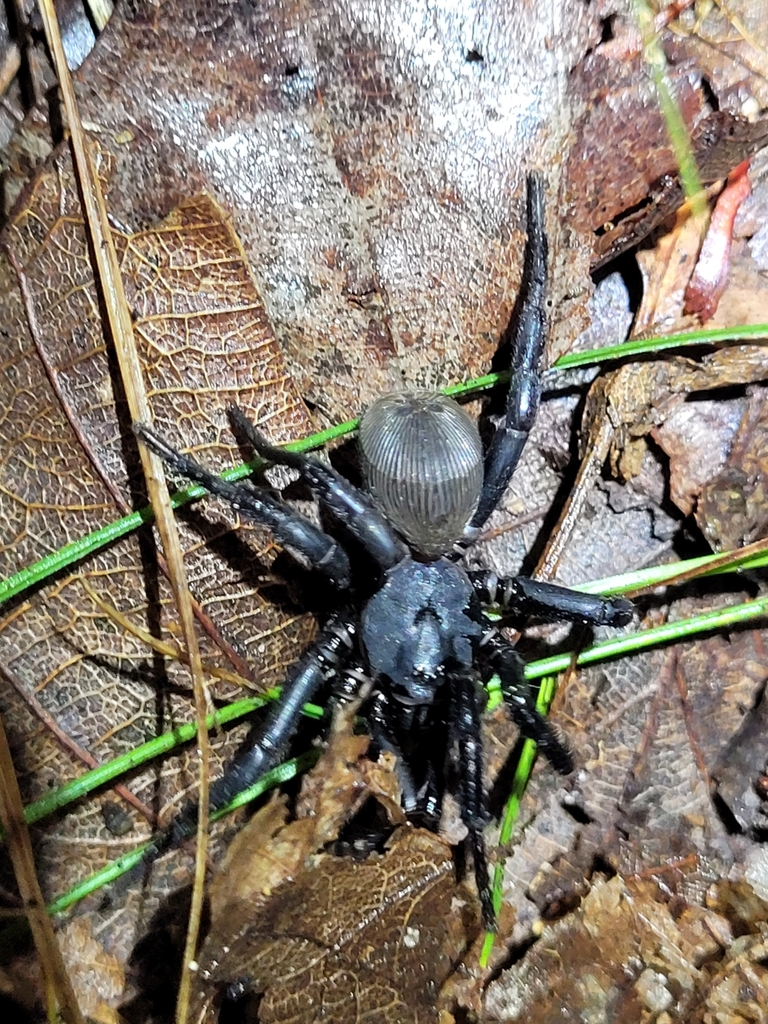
[[136, 174, 633, 927]]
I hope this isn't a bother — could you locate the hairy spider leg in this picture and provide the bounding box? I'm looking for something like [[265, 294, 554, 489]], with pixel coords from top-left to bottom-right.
[[228, 405, 406, 571], [166, 614, 357, 849], [134, 423, 352, 588], [471, 172, 548, 530], [468, 570, 634, 627], [478, 629, 574, 776], [449, 669, 495, 928]]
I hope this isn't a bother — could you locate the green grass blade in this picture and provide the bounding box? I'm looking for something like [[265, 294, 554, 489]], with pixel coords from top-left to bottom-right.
[[632, 0, 704, 208], [2, 323, 766, 610], [574, 545, 768, 597], [480, 590, 768, 964], [552, 323, 768, 373], [4, 326, 768, 944], [0, 692, 324, 841], [45, 750, 319, 916], [526, 594, 768, 681], [4, 587, 764, 927]]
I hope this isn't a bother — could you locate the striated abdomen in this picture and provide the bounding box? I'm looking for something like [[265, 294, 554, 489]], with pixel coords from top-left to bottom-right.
[[359, 390, 483, 557]]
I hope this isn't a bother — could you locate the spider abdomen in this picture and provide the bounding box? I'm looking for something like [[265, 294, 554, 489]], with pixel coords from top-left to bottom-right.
[[359, 390, 483, 557]]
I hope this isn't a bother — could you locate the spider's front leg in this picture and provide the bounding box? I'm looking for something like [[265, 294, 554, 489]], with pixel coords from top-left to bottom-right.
[[227, 406, 405, 571], [468, 570, 634, 627], [448, 669, 495, 928], [471, 171, 548, 531], [134, 422, 353, 587], [365, 691, 422, 817], [365, 690, 443, 827], [134, 420, 368, 852]]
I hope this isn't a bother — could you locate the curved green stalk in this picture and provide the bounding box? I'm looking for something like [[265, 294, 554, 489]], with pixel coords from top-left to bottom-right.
[[45, 750, 320, 917], [7, 584, 764, 922], [0, 691, 324, 841], [1, 325, 766, 610], [7, 536, 766, 846], [632, 0, 704, 210], [480, 590, 768, 964]]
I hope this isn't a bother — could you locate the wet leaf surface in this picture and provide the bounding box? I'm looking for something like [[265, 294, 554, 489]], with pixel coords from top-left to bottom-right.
[[0, 142, 317, 970], [182, 712, 468, 1024], [43, 0, 602, 416], [205, 703, 405, 938], [565, 9, 768, 272]]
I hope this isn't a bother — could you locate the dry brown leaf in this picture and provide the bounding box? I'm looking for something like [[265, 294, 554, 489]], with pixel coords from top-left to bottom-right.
[[59, 917, 125, 1024], [0, 3, 767, 1021], [482, 873, 768, 1022], [192, 829, 467, 1024], [0, 141, 317, 956], [207, 703, 405, 933]]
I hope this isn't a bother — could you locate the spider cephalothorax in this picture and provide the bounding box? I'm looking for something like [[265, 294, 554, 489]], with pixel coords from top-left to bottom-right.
[[136, 174, 633, 926]]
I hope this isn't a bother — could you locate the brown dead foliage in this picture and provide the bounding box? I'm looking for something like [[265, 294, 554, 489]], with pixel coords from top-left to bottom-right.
[[187, 710, 469, 1024], [0, 2, 768, 1023]]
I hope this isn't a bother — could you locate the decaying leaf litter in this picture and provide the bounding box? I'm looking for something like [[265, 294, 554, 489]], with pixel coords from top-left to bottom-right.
[[0, 0, 768, 1021]]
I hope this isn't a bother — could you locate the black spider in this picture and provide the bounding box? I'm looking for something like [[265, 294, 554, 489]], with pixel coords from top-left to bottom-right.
[[135, 174, 633, 927]]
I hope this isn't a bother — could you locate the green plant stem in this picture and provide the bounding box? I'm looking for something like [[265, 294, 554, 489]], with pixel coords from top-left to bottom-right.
[[2, 325, 766, 610], [0, 692, 324, 841], [632, 0, 704, 208], [48, 750, 319, 916], [4, 327, 768, 943], [9, 588, 767, 848], [4, 587, 765, 928]]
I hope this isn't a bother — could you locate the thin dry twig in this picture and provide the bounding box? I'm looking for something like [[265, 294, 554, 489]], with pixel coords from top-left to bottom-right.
[[0, 713, 86, 1024], [36, 2, 211, 1021]]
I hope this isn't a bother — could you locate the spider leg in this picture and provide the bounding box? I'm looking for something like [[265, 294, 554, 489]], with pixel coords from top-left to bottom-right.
[[366, 690, 422, 815], [168, 613, 357, 848], [469, 570, 634, 627], [135, 423, 352, 587], [471, 172, 548, 530], [479, 628, 574, 775], [449, 669, 495, 928], [365, 691, 443, 826], [229, 406, 406, 570]]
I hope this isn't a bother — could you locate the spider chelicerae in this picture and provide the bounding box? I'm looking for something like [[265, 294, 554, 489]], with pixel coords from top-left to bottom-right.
[[135, 173, 633, 927]]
